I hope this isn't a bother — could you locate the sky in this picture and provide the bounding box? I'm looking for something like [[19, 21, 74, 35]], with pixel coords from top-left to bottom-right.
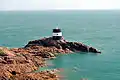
[[0, 0, 120, 10]]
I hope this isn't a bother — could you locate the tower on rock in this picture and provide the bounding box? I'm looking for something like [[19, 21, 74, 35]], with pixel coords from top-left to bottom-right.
[[52, 27, 62, 40]]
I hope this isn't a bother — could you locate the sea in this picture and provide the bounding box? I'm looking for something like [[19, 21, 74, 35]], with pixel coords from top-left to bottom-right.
[[0, 10, 120, 80]]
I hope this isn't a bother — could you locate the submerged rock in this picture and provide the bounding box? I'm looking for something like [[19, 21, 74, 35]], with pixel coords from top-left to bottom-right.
[[25, 37, 101, 53]]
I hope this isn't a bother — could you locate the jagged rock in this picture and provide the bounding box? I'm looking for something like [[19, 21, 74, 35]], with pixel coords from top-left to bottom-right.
[[11, 46, 59, 58], [25, 37, 101, 53], [13, 70, 59, 80], [0, 53, 46, 79]]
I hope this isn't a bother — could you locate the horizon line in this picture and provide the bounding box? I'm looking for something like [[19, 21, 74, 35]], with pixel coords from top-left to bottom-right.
[[0, 9, 120, 11]]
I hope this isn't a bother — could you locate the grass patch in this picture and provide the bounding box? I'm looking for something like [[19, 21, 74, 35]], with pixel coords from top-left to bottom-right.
[[0, 49, 6, 56]]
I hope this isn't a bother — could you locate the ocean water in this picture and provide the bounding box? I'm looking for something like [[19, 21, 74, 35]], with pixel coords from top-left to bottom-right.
[[0, 10, 120, 80]]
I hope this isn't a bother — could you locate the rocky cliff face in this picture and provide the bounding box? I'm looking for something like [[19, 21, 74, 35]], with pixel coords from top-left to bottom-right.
[[25, 37, 101, 53]]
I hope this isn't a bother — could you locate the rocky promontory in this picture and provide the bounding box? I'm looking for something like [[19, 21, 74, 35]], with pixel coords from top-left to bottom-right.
[[25, 37, 101, 53], [0, 36, 101, 80]]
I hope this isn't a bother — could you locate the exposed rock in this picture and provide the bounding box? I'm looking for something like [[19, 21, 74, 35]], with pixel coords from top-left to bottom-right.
[[0, 53, 46, 79], [0, 36, 101, 80], [11, 46, 59, 58], [25, 37, 101, 53], [12, 70, 59, 80]]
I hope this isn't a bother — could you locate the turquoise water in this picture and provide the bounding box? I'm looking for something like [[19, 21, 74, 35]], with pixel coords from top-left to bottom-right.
[[0, 10, 120, 80]]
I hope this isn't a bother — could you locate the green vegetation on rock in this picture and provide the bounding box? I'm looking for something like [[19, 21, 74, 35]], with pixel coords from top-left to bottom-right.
[[0, 49, 6, 56]]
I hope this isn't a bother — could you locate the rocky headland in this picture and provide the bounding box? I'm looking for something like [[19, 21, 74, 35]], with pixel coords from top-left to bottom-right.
[[0, 37, 101, 80], [25, 37, 101, 53]]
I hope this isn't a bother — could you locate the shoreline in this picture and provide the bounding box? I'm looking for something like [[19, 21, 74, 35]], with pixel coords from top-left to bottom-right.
[[0, 46, 60, 80], [0, 36, 101, 80]]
